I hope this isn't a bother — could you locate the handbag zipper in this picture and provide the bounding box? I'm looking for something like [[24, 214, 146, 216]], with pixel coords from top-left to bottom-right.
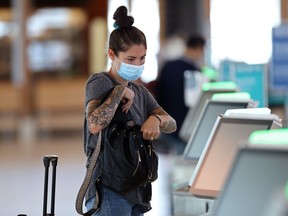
[[132, 150, 141, 176]]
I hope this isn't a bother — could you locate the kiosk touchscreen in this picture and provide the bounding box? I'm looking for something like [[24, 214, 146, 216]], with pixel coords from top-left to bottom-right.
[[179, 82, 238, 142], [183, 92, 256, 161], [212, 145, 288, 216], [188, 109, 282, 199]]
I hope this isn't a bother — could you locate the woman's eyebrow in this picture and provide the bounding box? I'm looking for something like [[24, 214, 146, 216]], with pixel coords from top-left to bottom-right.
[[125, 54, 146, 59]]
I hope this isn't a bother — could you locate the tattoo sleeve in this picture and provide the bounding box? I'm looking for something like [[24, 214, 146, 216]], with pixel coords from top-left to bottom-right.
[[87, 85, 125, 130], [152, 108, 177, 133]]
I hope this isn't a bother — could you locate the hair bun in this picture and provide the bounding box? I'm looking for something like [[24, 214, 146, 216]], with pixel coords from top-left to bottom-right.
[[113, 6, 134, 29]]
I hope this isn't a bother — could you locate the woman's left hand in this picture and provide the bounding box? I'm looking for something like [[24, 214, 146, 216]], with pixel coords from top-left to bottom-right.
[[141, 116, 161, 141]]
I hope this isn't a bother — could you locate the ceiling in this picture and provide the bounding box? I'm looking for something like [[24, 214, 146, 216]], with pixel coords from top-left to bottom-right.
[[0, 0, 89, 8], [0, 0, 107, 21]]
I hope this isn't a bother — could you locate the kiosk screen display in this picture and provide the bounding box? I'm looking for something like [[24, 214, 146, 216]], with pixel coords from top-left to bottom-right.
[[183, 101, 249, 161], [189, 118, 274, 199], [213, 146, 288, 216]]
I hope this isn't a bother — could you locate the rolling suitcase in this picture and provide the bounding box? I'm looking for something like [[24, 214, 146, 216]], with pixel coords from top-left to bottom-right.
[[18, 155, 58, 216]]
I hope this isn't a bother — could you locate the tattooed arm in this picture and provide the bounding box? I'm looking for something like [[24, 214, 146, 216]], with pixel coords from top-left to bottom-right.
[[152, 108, 177, 133], [86, 85, 134, 134], [141, 107, 177, 141]]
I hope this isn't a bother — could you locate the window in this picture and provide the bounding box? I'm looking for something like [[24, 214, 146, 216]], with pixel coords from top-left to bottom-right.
[[210, 0, 281, 67], [27, 8, 86, 75]]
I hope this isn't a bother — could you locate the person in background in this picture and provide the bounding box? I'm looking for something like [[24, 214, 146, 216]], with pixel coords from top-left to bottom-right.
[[83, 5, 176, 216], [156, 34, 206, 154]]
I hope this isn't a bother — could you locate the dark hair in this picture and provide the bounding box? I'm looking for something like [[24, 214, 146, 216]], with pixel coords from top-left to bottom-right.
[[109, 6, 147, 56], [186, 35, 206, 48]]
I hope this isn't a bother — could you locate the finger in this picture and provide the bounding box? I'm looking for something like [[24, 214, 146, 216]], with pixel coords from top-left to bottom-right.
[[148, 133, 155, 141], [143, 132, 151, 140], [122, 104, 131, 113], [124, 102, 132, 108]]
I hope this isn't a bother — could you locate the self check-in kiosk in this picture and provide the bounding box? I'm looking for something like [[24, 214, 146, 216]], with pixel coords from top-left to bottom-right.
[[172, 94, 256, 216], [183, 92, 256, 162], [211, 128, 288, 216], [179, 82, 238, 143], [189, 108, 282, 199]]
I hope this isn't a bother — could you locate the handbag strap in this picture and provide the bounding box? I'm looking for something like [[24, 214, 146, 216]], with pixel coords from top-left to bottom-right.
[[75, 130, 102, 216]]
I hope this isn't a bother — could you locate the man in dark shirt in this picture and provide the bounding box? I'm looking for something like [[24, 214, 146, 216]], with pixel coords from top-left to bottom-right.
[[156, 35, 206, 154]]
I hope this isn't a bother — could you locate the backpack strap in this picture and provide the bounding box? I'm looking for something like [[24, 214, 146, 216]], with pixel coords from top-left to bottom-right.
[[76, 130, 102, 216]]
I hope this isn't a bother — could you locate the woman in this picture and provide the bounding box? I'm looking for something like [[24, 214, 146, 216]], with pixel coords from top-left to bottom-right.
[[83, 5, 176, 216]]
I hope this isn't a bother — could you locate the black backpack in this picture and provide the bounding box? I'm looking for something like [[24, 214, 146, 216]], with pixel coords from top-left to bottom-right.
[[100, 98, 158, 193]]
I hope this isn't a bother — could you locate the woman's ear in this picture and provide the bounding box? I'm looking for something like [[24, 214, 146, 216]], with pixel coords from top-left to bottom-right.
[[108, 48, 115, 60]]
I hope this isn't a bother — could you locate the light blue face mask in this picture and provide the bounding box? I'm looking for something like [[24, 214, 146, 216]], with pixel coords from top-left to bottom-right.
[[115, 59, 144, 81]]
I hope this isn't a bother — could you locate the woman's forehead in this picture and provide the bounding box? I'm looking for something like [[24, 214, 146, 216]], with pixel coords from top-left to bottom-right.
[[121, 44, 146, 56]]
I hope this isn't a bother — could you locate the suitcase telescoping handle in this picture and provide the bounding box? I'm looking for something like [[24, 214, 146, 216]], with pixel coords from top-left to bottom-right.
[[43, 155, 58, 216], [17, 156, 58, 216]]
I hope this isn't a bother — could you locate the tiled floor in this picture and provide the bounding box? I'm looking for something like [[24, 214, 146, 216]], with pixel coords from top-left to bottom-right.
[[0, 131, 182, 216]]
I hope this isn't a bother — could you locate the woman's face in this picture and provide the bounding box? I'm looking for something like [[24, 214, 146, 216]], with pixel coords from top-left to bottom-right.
[[108, 44, 146, 83]]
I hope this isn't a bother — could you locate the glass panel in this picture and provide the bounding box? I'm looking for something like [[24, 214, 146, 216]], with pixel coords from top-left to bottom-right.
[[210, 0, 281, 67]]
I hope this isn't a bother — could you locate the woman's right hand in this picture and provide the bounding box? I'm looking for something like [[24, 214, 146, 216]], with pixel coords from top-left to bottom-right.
[[121, 87, 134, 113]]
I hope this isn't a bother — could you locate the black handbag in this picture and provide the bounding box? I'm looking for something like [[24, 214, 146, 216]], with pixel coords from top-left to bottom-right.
[[76, 87, 158, 216], [100, 108, 158, 193]]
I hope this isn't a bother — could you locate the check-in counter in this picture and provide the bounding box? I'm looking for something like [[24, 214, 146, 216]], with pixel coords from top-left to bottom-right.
[[172, 108, 282, 216]]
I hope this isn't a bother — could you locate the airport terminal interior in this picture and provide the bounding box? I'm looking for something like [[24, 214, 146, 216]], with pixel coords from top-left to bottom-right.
[[1, 0, 288, 215]]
